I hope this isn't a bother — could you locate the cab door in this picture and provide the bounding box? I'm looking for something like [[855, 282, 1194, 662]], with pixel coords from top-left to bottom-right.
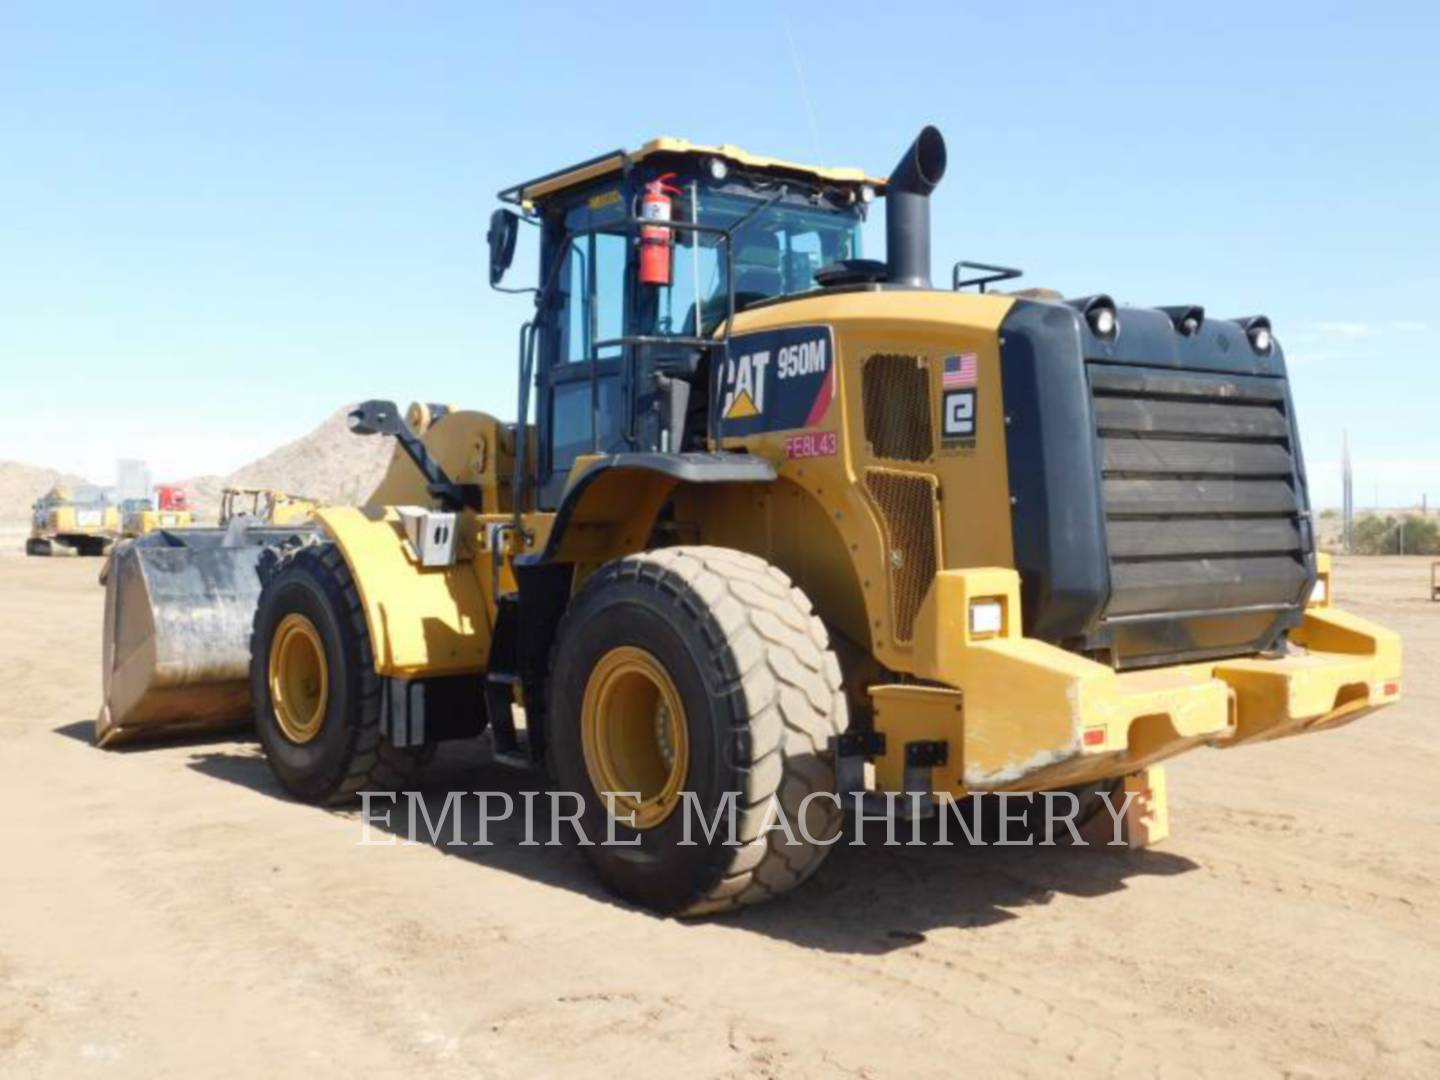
[[538, 225, 631, 509]]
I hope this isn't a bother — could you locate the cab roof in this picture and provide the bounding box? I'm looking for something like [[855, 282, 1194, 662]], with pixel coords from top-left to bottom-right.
[[502, 136, 887, 206]]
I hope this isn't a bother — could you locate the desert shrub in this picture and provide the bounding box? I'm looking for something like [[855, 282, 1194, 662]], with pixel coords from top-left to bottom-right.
[[1348, 514, 1440, 555], [1350, 514, 1394, 554], [1401, 515, 1440, 555]]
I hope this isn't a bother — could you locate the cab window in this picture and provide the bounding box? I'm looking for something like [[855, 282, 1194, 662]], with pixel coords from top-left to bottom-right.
[[559, 230, 627, 364], [657, 188, 863, 338], [547, 212, 630, 491]]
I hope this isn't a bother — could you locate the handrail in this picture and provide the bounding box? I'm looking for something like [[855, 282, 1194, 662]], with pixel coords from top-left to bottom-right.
[[497, 148, 630, 206], [953, 260, 1024, 293]]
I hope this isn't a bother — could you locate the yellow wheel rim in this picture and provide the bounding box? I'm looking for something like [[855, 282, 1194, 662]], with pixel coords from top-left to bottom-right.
[[580, 646, 689, 830], [268, 612, 329, 745]]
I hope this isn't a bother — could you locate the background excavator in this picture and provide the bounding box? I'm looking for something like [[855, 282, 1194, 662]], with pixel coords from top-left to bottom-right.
[[29, 484, 120, 557]]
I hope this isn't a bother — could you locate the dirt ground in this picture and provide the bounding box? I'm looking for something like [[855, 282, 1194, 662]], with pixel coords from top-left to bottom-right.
[[2, 530, 1437, 1079]]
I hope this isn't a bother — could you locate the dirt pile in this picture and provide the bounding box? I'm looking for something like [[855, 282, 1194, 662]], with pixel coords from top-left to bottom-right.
[[1, 406, 397, 525], [183, 405, 397, 521], [0, 462, 86, 522]]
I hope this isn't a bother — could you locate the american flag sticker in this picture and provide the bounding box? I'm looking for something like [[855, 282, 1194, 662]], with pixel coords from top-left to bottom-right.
[[943, 352, 978, 388]]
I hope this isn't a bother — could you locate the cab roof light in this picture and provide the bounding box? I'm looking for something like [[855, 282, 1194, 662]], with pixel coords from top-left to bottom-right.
[[1160, 304, 1205, 337], [1231, 315, 1274, 355], [1068, 294, 1119, 341]]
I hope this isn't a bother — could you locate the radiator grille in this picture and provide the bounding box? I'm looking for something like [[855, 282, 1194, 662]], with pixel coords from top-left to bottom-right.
[[1089, 362, 1308, 623], [862, 354, 933, 462], [864, 468, 939, 642]]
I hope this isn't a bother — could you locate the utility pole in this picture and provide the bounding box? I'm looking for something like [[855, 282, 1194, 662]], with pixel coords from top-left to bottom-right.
[[1341, 430, 1353, 552]]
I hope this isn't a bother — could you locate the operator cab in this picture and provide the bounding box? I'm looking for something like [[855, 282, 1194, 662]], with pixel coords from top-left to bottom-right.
[[491, 138, 882, 509]]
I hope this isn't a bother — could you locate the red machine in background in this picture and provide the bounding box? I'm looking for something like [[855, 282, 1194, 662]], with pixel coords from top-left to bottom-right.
[[155, 485, 190, 512], [120, 484, 195, 536]]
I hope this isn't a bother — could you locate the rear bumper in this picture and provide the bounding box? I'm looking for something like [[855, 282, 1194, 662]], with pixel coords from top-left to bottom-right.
[[871, 568, 1401, 795], [1215, 605, 1402, 745]]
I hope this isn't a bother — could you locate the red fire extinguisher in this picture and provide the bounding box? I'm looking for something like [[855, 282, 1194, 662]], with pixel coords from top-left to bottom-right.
[[638, 172, 681, 286]]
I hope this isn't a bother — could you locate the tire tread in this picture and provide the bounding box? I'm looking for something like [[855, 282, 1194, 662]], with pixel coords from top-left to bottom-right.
[[251, 542, 421, 804], [556, 545, 847, 915]]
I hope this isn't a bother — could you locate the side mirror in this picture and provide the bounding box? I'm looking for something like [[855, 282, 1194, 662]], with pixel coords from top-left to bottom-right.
[[487, 208, 519, 286]]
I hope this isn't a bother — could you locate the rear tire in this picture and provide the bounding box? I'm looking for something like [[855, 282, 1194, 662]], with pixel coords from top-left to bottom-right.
[[250, 543, 421, 804], [547, 546, 847, 916], [25, 538, 52, 557]]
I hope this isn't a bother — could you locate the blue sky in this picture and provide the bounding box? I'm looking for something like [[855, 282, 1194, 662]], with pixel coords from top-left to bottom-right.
[[2, 1, 1437, 507]]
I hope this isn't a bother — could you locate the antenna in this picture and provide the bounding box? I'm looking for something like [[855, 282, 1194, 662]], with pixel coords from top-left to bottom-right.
[[782, 17, 824, 166]]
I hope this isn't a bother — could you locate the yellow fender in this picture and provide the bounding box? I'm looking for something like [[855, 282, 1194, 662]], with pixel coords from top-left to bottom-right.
[[315, 506, 493, 679]]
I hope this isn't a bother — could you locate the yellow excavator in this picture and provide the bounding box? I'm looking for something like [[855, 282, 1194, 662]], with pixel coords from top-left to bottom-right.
[[28, 484, 120, 556], [99, 128, 1400, 914]]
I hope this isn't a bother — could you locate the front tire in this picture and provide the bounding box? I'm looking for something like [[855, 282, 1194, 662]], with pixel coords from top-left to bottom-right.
[[548, 546, 848, 916], [250, 543, 421, 803]]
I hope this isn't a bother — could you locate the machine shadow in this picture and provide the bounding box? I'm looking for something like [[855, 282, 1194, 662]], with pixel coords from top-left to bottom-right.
[[55, 718, 257, 752], [732, 828, 1198, 954], [186, 739, 1200, 954], [186, 739, 619, 908], [53, 720, 101, 743]]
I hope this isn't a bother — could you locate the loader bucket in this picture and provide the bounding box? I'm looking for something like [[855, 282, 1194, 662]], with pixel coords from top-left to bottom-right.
[[96, 525, 311, 747]]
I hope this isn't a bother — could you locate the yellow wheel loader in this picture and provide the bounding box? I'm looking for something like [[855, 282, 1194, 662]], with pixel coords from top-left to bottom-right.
[[29, 485, 120, 556], [99, 128, 1401, 915], [219, 487, 321, 528]]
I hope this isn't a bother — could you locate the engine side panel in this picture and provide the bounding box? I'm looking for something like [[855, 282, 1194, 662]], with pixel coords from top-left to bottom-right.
[[708, 289, 1017, 670]]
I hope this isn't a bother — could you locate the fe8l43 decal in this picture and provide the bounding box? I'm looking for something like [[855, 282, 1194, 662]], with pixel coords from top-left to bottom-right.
[[715, 324, 835, 437]]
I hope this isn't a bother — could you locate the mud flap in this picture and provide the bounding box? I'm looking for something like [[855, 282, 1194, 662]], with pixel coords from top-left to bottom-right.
[[1077, 766, 1170, 848]]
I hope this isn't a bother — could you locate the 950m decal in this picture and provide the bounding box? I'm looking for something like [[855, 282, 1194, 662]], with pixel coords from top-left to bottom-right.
[[716, 324, 835, 436]]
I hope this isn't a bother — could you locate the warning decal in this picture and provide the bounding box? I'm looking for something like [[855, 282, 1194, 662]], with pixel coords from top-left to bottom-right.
[[716, 324, 835, 437]]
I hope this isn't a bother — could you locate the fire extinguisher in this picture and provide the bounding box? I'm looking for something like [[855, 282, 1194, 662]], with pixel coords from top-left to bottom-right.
[[638, 172, 681, 286]]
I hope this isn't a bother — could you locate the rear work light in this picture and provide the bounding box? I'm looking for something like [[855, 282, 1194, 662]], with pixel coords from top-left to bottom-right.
[[1232, 315, 1274, 355], [969, 599, 1004, 636]]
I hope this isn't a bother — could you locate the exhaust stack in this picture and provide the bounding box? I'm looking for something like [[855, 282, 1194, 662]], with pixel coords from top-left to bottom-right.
[[885, 126, 947, 288]]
